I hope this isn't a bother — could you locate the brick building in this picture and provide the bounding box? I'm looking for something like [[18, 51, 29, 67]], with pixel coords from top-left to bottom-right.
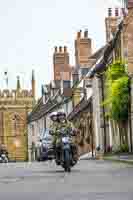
[[53, 29, 93, 85], [105, 8, 122, 42], [53, 46, 72, 81], [75, 30, 92, 67]]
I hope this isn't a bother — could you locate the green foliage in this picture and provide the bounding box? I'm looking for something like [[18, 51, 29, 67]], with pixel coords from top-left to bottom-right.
[[110, 77, 129, 120], [104, 61, 129, 121], [105, 61, 126, 81], [112, 144, 129, 153], [120, 143, 129, 152]]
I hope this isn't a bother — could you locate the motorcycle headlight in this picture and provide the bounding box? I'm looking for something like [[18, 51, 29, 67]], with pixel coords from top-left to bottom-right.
[[62, 137, 69, 143]]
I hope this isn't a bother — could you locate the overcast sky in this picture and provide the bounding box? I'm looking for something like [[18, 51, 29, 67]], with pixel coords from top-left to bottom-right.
[[0, 0, 122, 97]]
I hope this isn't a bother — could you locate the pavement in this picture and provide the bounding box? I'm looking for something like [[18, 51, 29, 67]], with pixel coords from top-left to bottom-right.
[[104, 154, 133, 164], [79, 152, 95, 160], [0, 160, 133, 200], [80, 152, 133, 164]]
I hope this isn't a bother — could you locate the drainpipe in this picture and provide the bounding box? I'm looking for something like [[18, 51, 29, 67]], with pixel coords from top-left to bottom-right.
[[129, 76, 133, 152], [90, 102, 94, 158], [100, 75, 107, 153]]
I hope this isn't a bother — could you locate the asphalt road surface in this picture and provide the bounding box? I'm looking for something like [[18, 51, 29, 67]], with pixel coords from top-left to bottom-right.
[[0, 160, 133, 200]]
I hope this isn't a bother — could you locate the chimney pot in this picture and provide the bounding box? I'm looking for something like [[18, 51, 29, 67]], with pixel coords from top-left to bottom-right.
[[84, 29, 88, 38], [121, 8, 127, 17], [64, 46, 67, 52], [55, 46, 57, 52], [59, 46, 62, 52], [77, 30, 82, 38], [115, 8, 119, 16], [108, 8, 112, 17]]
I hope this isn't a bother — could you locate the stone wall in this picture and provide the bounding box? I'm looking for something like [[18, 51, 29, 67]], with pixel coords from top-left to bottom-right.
[[0, 89, 34, 161]]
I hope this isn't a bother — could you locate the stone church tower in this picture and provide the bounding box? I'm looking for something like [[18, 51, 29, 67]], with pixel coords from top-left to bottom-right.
[[0, 71, 35, 161]]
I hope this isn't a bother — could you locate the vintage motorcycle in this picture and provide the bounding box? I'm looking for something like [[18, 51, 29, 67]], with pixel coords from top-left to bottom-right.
[[55, 128, 78, 172]]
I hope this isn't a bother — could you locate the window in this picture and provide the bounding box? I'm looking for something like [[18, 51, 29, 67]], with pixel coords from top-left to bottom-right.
[[63, 80, 70, 88], [81, 68, 89, 76], [12, 114, 20, 136]]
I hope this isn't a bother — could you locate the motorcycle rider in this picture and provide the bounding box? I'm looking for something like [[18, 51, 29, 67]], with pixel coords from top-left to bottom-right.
[[49, 112, 59, 145], [56, 111, 78, 164], [49, 112, 60, 161]]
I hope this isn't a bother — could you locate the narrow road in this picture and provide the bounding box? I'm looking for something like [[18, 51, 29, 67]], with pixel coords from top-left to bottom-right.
[[0, 160, 133, 200]]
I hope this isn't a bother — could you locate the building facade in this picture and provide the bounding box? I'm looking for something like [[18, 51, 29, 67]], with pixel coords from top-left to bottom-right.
[[0, 72, 35, 161]]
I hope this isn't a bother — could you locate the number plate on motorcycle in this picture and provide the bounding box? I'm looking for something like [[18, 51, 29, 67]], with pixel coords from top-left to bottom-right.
[[63, 144, 70, 149]]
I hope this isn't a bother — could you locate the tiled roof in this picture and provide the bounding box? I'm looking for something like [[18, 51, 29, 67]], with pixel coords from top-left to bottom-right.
[[68, 97, 92, 121], [27, 93, 71, 123], [88, 45, 106, 60], [27, 98, 55, 123]]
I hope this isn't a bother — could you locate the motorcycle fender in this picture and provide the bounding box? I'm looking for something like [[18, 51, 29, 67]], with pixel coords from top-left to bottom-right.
[[63, 144, 70, 150]]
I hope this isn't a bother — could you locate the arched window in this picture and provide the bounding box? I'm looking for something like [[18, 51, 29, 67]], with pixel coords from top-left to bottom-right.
[[12, 114, 20, 136]]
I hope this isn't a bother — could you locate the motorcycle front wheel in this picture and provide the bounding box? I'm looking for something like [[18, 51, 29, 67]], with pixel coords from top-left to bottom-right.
[[64, 149, 71, 172]]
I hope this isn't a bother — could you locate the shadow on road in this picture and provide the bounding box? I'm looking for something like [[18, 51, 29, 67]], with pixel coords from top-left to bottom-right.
[[31, 169, 81, 174]]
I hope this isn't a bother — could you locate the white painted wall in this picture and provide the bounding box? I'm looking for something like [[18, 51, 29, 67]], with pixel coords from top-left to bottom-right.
[[92, 77, 104, 151]]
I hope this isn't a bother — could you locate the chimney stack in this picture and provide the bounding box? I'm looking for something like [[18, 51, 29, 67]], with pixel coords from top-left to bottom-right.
[[128, 0, 133, 8], [53, 45, 70, 81], [75, 29, 92, 67]]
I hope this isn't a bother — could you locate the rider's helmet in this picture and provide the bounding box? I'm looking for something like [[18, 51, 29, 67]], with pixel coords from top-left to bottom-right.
[[50, 112, 58, 121], [57, 111, 66, 122]]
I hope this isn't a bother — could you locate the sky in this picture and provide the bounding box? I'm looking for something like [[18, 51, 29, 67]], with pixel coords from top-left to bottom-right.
[[0, 0, 122, 97]]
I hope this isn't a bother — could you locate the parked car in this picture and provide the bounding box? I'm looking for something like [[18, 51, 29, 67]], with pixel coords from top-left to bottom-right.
[[36, 129, 54, 161]]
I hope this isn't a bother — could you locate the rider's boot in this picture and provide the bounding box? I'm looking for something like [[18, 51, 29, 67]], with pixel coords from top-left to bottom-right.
[[55, 146, 61, 165]]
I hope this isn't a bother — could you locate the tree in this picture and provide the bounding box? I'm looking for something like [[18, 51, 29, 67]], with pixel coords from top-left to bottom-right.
[[104, 61, 129, 147]]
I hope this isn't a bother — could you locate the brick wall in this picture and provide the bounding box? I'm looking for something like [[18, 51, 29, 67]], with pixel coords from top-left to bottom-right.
[[53, 46, 72, 81], [126, 8, 133, 73], [75, 30, 92, 68]]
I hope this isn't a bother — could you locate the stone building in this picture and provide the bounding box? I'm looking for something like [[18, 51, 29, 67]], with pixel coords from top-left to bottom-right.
[[0, 71, 35, 161]]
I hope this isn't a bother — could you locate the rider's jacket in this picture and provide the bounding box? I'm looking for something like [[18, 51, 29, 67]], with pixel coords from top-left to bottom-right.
[[49, 121, 60, 145], [55, 120, 75, 144], [50, 120, 75, 145]]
